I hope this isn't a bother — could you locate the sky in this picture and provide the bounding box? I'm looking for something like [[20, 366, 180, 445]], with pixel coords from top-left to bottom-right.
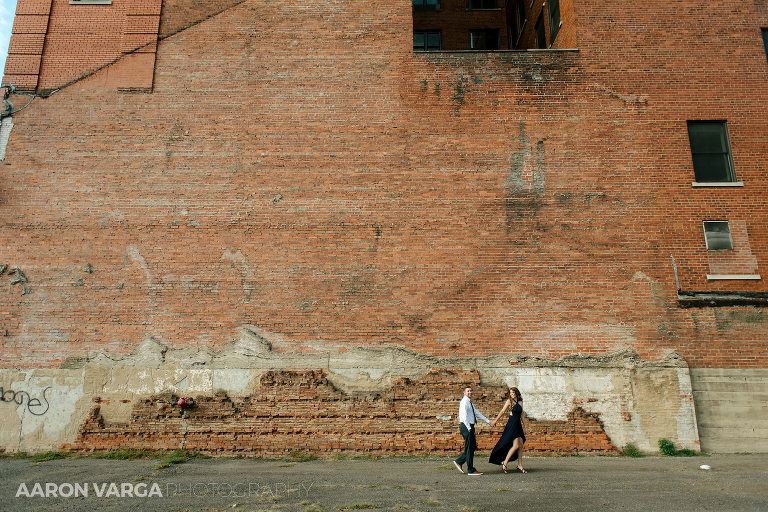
[[0, 0, 17, 76]]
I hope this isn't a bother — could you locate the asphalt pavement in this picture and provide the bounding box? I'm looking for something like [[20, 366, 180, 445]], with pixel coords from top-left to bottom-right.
[[1, 453, 766, 511]]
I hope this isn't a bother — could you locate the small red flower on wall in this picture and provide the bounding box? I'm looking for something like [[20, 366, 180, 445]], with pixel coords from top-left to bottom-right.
[[177, 397, 195, 409]]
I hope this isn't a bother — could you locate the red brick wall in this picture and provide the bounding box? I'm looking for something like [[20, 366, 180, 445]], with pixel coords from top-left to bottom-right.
[[0, 0, 767, 369], [64, 370, 616, 456]]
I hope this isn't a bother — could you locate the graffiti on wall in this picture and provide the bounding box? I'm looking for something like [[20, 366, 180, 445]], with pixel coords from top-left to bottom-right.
[[1, 386, 51, 416]]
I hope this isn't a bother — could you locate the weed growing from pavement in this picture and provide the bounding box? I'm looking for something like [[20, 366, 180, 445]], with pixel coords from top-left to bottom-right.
[[620, 443, 644, 457], [336, 503, 379, 510], [289, 450, 319, 462], [31, 451, 72, 463], [659, 438, 676, 456], [353, 454, 382, 461], [674, 448, 702, 457], [420, 497, 441, 507], [153, 449, 209, 469], [93, 448, 162, 460], [0, 451, 30, 459]]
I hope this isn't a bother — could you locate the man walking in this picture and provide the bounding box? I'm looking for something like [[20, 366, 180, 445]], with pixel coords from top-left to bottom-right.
[[453, 386, 491, 476]]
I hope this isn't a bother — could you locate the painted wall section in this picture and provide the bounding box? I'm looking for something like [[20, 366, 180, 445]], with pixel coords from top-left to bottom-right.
[[0, 328, 699, 454], [2, 0, 162, 92]]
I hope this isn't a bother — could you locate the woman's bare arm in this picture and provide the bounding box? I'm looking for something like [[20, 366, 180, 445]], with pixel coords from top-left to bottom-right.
[[492, 399, 511, 425]]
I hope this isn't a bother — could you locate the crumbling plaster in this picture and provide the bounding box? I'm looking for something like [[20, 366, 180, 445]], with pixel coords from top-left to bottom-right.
[[0, 326, 698, 453]]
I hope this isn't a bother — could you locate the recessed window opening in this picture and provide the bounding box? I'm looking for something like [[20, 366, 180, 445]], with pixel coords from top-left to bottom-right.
[[468, 0, 497, 9], [413, 0, 565, 52], [534, 14, 546, 48], [414, 30, 442, 51], [703, 221, 733, 251], [413, 0, 441, 10], [762, 28, 768, 63], [687, 121, 736, 183], [548, 0, 561, 44], [470, 29, 500, 50]]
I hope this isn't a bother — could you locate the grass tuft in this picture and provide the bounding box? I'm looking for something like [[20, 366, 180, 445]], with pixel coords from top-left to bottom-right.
[[336, 504, 379, 510], [289, 450, 318, 462], [32, 451, 71, 463], [620, 443, 644, 458], [674, 448, 701, 457], [93, 448, 161, 460], [658, 438, 676, 456], [153, 449, 208, 469]]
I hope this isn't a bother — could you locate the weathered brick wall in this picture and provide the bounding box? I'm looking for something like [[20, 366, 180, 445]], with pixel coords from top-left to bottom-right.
[[64, 370, 616, 455], [0, 0, 766, 374]]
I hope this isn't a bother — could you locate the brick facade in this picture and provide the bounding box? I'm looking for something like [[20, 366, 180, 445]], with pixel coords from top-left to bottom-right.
[[1, 0, 767, 453]]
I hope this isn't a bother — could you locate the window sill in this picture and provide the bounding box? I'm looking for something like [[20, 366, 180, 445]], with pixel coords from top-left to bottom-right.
[[706, 274, 761, 281], [692, 182, 744, 187], [69, 0, 112, 4]]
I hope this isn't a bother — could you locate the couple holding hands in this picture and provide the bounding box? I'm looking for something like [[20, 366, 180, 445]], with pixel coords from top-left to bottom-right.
[[453, 386, 527, 476]]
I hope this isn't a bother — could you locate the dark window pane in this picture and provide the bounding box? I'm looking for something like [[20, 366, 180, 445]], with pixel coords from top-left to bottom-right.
[[414, 31, 441, 51], [704, 222, 733, 250], [469, 0, 496, 8], [692, 154, 732, 182], [470, 29, 499, 50], [762, 28, 768, 63], [414, 33, 425, 51], [687, 122, 734, 182], [413, 0, 440, 9], [535, 15, 546, 48], [688, 124, 727, 153], [427, 32, 441, 49], [548, 0, 561, 42]]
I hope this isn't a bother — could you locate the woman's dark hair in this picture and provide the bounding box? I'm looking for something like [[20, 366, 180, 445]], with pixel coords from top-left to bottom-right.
[[509, 387, 522, 402]]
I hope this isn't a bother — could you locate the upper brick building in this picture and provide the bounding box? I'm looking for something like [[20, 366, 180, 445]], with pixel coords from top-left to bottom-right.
[[0, 0, 766, 455]]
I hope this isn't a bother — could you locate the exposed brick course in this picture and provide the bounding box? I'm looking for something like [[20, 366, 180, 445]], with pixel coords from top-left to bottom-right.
[[64, 370, 616, 455]]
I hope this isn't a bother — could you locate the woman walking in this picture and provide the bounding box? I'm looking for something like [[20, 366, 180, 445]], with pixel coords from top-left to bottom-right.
[[488, 387, 527, 473]]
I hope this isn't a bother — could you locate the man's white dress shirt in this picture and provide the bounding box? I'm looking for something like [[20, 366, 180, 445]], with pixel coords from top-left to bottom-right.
[[458, 396, 490, 430]]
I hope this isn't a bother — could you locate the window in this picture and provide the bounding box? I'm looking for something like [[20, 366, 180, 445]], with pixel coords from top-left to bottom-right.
[[703, 221, 733, 251], [535, 14, 546, 49], [548, 0, 561, 43], [762, 28, 768, 63], [470, 29, 500, 50], [414, 31, 442, 51], [468, 0, 497, 8], [687, 121, 736, 182], [412, 0, 440, 9]]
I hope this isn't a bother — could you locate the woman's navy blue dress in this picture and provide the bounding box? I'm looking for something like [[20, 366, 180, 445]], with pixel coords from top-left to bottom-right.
[[489, 402, 526, 464]]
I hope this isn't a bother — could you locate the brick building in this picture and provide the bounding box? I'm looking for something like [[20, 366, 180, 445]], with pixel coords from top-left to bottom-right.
[[0, 0, 767, 455]]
